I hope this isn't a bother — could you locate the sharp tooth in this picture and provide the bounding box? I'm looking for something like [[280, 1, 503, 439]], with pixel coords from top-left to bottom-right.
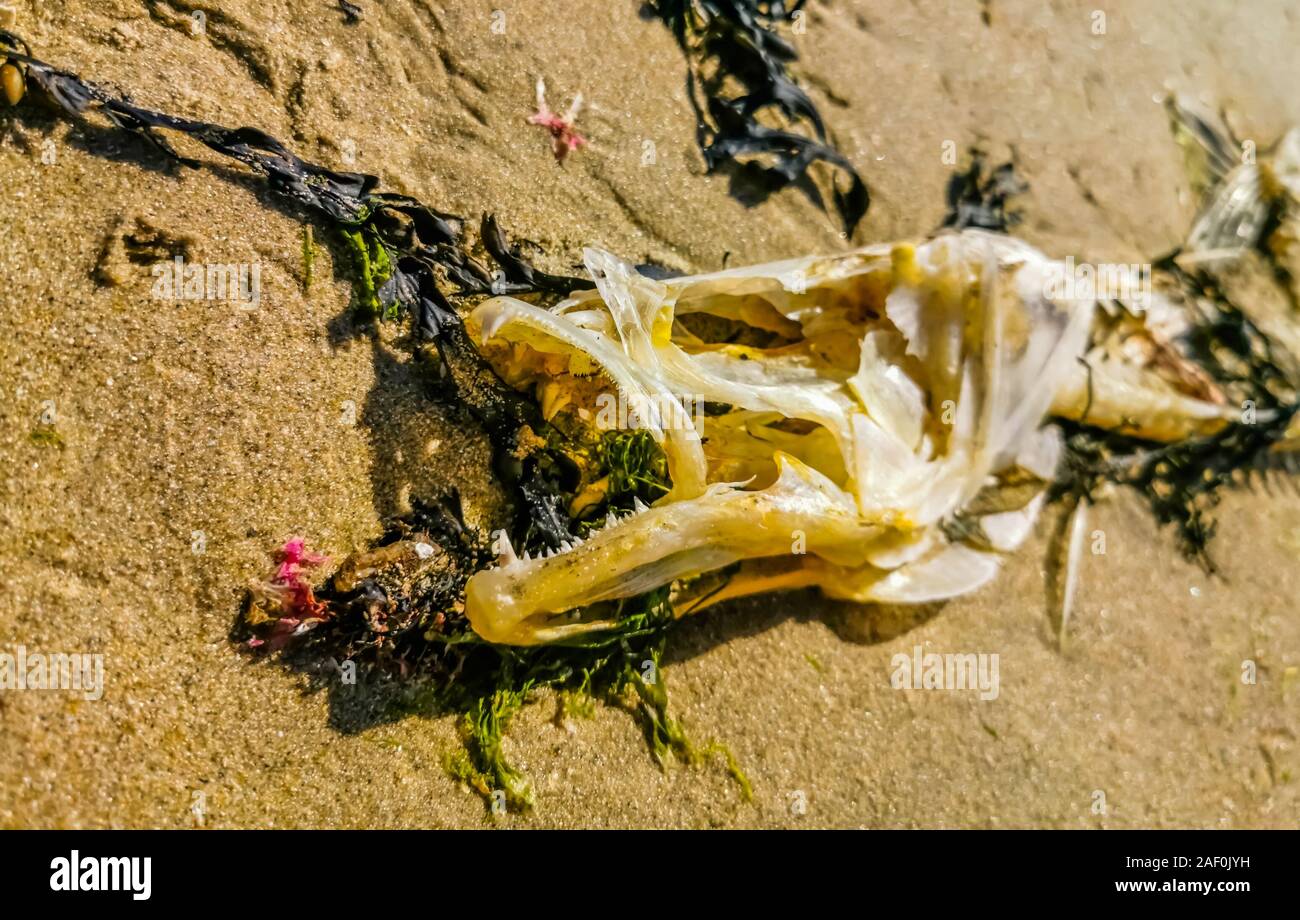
[[606, 511, 618, 529], [560, 540, 573, 553], [481, 311, 509, 346], [539, 381, 570, 422], [522, 550, 532, 562], [495, 530, 518, 567], [632, 497, 649, 514]]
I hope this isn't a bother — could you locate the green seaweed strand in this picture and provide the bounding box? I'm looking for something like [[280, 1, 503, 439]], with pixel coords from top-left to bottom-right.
[[340, 226, 395, 318]]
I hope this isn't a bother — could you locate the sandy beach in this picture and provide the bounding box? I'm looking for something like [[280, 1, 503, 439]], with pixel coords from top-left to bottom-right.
[[1, 0, 1297, 828]]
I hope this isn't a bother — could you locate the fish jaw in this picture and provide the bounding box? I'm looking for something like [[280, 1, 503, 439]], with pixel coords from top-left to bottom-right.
[[464, 455, 879, 645]]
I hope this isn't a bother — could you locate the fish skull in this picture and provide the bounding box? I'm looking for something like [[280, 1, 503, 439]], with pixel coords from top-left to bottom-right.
[[462, 229, 1228, 645]]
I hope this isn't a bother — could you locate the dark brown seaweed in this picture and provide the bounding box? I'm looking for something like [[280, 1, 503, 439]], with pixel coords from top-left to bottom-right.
[[649, 0, 868, 235]]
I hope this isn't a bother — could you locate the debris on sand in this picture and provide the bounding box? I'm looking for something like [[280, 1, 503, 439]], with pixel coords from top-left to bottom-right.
[[246, 538, 331, 650], [526, 77, 588, 163]]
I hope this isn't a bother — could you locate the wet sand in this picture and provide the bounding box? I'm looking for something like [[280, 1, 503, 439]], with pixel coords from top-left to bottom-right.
[[1, 0, 1297, 827]]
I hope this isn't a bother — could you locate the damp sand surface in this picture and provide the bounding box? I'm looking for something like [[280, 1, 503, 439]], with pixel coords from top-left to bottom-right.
[[1, 0, 1298, 827]]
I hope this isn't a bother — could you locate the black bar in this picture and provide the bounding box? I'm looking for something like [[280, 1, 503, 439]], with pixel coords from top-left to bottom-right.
[[0, 830, 1286, 906]]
